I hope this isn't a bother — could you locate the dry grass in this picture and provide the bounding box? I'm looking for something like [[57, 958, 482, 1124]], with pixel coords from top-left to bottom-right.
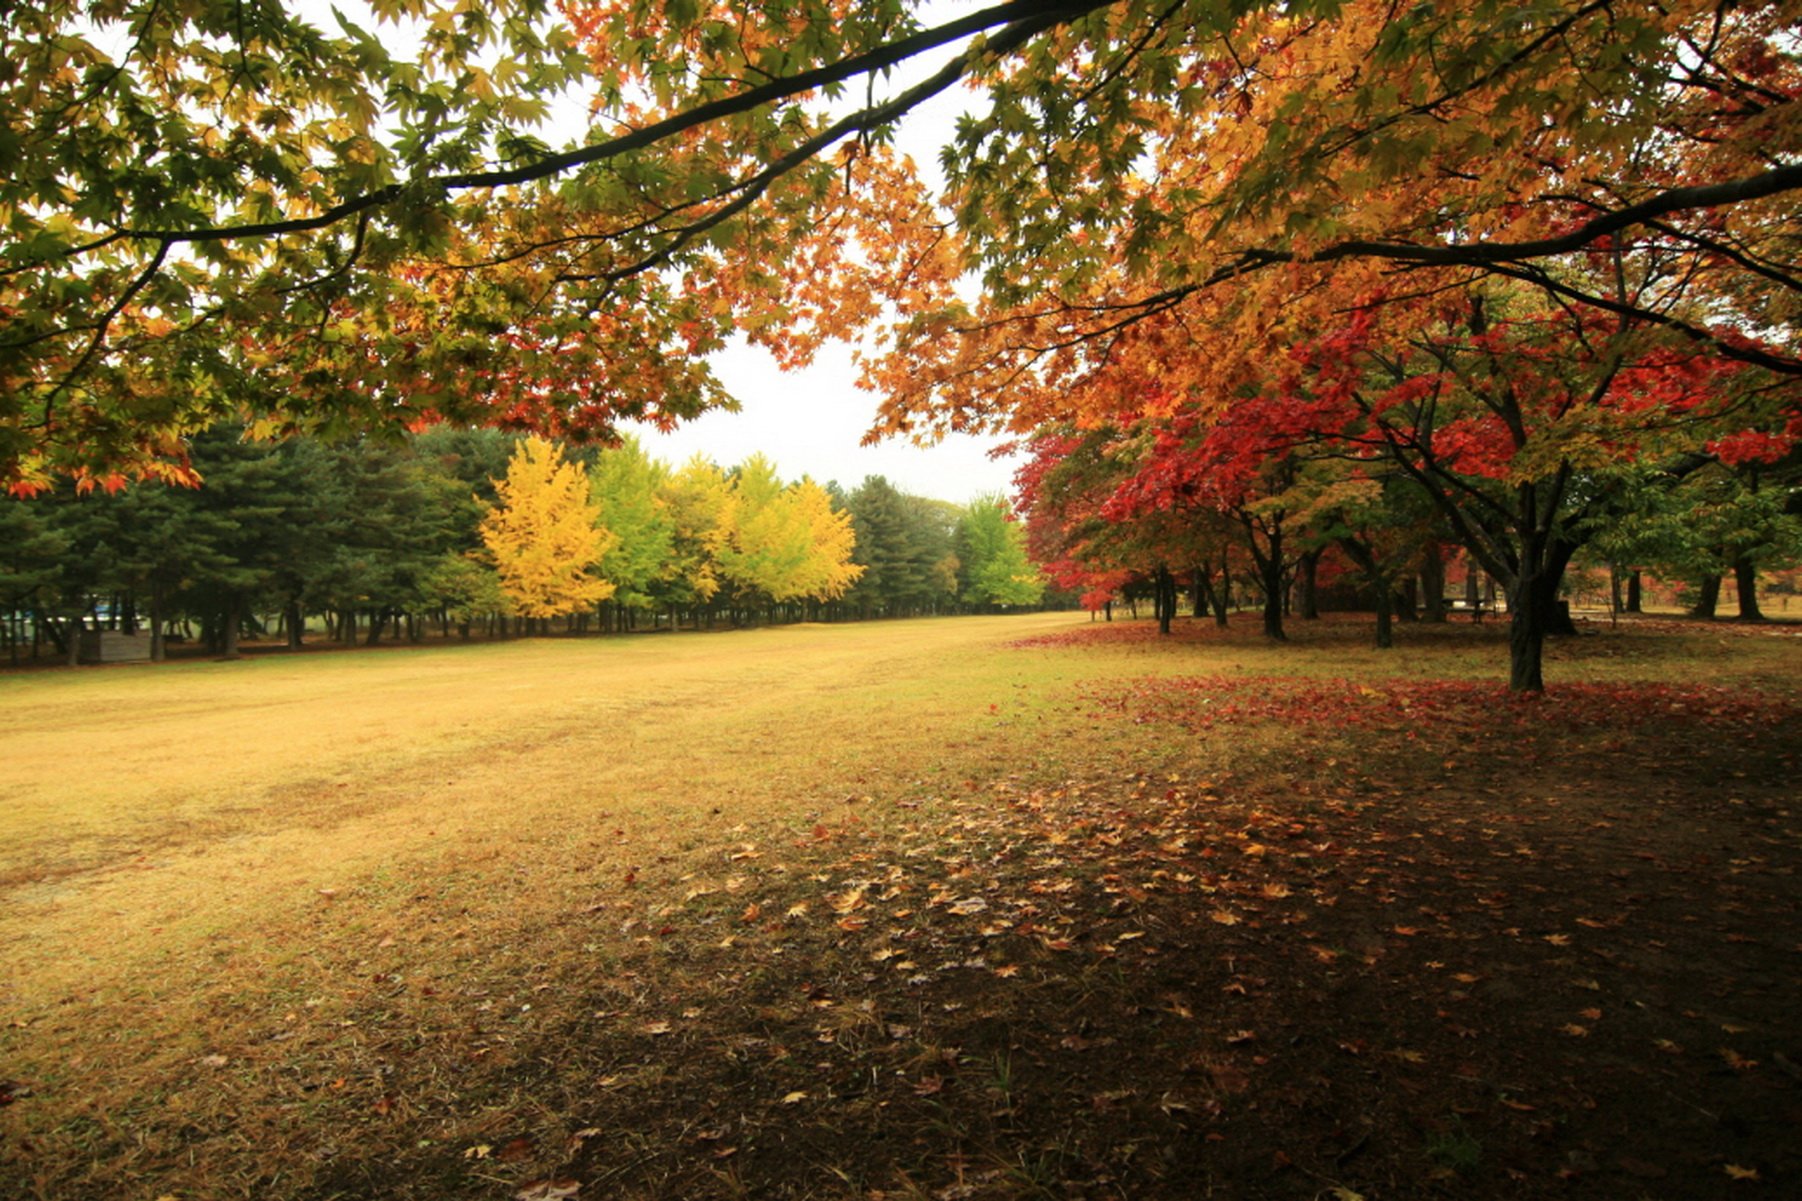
[[0, 614, 1165, 1197], [1, 611, 1795, 1199]]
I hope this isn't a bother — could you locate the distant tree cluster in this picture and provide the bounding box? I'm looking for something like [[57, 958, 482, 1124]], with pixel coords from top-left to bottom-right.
[[1, 426, 1048, 665]]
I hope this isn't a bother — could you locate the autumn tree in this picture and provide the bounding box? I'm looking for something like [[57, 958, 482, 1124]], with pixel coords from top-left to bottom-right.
[[719, 455, 861, 618], [654, 456, 736, 628], [478, 436, 615, 625], [12, 0, 1799, 495]]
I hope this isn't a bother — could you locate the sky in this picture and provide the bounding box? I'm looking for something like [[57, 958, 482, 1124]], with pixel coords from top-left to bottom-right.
[[631, 336, 1023, 502]]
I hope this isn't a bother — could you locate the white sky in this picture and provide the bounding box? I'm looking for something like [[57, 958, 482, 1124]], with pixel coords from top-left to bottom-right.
[[638, 335, 1021, 500]]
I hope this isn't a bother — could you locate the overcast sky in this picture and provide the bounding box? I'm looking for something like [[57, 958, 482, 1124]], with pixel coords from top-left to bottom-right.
[[630, 336, 1021, 502]]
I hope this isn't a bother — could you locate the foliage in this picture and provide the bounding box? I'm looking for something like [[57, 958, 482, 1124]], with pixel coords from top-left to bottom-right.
[[9, 0, 1799, 496], [719, 454, 862, 606], [588, 435, 676, 614], [478, 435, 615, 618], [956, 494, 1044, 608]]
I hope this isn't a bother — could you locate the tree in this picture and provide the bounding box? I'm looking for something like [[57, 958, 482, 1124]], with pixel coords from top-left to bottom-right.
[[719, 455, 861, 615], [478, 436, 614, 623], [655, 456, 735, 626], [957, 495, 1044, 609], [589, 436, 676, 628], [844, 475, 953, 618]]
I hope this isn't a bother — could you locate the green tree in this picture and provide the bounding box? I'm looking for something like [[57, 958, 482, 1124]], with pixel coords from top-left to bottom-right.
[[654, 456, 735, 627], [590, 436, 676, 629], [957, 495, 1043, 609]]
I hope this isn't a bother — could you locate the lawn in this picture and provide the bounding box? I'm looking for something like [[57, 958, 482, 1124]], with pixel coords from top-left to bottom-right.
[[1, 611, 1798, 1199]]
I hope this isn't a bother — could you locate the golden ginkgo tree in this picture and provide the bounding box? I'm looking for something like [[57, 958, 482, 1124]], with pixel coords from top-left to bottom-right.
[[477, 436, 615, 623]]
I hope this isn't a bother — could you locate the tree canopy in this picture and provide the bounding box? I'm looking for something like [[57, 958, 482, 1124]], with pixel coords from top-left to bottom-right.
[[6, 0, 1797, 489]]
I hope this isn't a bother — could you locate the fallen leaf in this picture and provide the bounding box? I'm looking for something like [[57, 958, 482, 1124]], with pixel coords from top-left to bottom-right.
[[497, 1136, 536, 1163], [1209, 909, 1241, 926], [1560, 1024, 1590, 1037], [1724, 1164, 1760, 1181], [514, 1179, 581, 1201], [780, 1090, 808, 1105]]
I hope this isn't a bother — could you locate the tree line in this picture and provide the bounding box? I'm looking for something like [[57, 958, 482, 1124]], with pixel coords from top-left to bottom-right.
[[0, 426, 1046, 666]]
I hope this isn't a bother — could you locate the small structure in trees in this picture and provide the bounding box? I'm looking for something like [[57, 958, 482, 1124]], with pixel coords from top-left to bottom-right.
[[79, 629, 151, 664]]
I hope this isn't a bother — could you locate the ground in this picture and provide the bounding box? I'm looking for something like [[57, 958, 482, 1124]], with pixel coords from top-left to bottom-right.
[[1, 612, 1797, 1200]]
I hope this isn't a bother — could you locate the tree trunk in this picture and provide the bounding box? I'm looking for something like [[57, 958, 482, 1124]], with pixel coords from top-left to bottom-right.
[[1155, 566, 1175, 635], [286, 599, 305, 649], [1626, 571, 1642, 613], [1296, 549, 1321, 619], [1373, 581, 1394, 649], [1609, 564, 1624, 618], [1259, 553, 1285, 641], [148, 581, 167, 662], [1217, 551, 1232, 624], [1395, 575, 1419, 622], [1421, 544, 1446, 622], [1690, 574, 1721, 619], [1734, 554, 1764, 621], [220, 597, 242, 660], [1191, 566, 1208, 618], [1507, 585, 1545, 692]]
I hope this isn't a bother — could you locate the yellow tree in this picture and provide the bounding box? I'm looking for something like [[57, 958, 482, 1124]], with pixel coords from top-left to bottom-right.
[[721, 457, 863, 611], [478, 436, 615, 624], [656, 455, 737, 620], [788, 478, 864, 604]]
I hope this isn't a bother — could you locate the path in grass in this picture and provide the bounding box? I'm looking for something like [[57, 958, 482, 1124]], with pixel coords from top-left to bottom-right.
[[1, 612, 1798, 1199]]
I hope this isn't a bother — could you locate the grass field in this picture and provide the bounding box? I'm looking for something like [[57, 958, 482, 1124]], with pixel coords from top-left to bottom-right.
[[1, 611, 1798, 1199]]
